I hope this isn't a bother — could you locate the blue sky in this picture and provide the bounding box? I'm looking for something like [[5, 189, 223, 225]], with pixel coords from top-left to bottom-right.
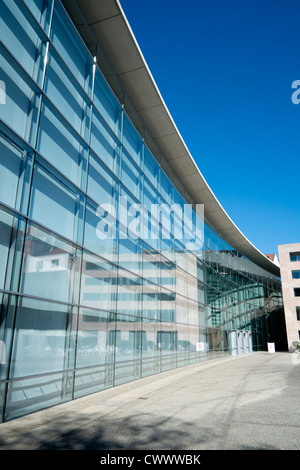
[[119, 0, 300, 258]]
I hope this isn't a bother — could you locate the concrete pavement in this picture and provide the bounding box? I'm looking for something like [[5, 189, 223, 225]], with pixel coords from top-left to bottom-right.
[[0, 352, 299, 450]]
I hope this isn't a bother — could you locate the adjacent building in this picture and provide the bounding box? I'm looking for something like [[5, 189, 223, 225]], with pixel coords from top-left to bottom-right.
[[278, 243, 300, 350], [0, 0, 285, 422]]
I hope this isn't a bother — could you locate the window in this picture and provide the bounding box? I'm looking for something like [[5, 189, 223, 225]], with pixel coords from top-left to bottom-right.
[[87, 152, 119, 214], [294, 288, 300, 297], [23, 0, 53, 35], [90, 110, 121, 177], [0, 132, 25, 210], [93, 70, 122, 138], [143, 177, 160, 212], [122, 115, 143, 167], [50, 0, 93, 95], [0, 45, 40, 142], [44, 46, 91, 140], [36, 260, 43, 271], [296, 307, 300, 321], [160, 170, 173, 205], [8, 296, 75, 378], [19, 223, 80, 304], [0, 207, 20, 290], [84, 199, 117, 262], [0, 0, 46, 85], [121, 150, 142, 201], [36, 100, 88, 189], [80, 251, 117, 312], [292, 270, 300, 279], [290, 252, 300, 262], [144, 146, 160, 190], [76, 308, 115, 369], [29, 159, 84, 243]]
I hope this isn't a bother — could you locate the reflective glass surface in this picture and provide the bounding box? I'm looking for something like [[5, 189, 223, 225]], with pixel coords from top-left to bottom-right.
[[0, 0, 283, 422]]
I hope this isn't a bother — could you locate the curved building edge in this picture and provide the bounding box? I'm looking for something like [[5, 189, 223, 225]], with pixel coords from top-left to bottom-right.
[[66, 0, 280, 278]]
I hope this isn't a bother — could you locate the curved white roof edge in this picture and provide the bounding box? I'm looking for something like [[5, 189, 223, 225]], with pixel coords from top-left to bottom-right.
[[73, 0, 280, 278]]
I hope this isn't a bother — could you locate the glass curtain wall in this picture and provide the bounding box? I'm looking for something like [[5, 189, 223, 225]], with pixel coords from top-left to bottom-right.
[[0, 0, 283, 422]]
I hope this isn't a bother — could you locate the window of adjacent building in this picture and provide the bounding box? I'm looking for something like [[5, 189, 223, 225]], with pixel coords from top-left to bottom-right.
[[296, 307, 300, 321], [290, 252, 300, 262], [292, 270, 300, 279], [36, 260, 43, 271], [294, 288, 300, 297]]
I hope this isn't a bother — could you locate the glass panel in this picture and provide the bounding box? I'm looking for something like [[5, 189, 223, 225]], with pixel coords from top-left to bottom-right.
[[0, 46, 36, 140], [0, 207, 18, 290], [19, 223, 80, 304], [143, 176, 160, 213], [141, 318, 161, 377], [121, 150, 142, 202], [0, 132, 25, 210], [177, 323, 190, 367], [176, 293, 188, 325], [9, 296, 76, 379], [24, 0, 53, 35], [80, 251, 117, 312], [160, 170, 173, 206], [160, 287, 175, 322], [0, 294, 18, 387], [158, 323, 177, 359], [44, 46, 91, 139], [50, 1, 93, 94], [122, 115, 143, 167], [37, 100, 88, 188], [114, 360, 141, 386], [142, 243, 161, 285], [144, 145, 160, 190], [115, 314, 141, 363], [87, 152, 119, 215], [119, 186, 146, 241], [74, 364, 114, 399], [5, 371, 71, 421], [116, 268, 143, 316], [90, 110, 121, 177], [76, 309, 115, 369], [118, 227, 142, 276], [143, 280, 160, 320], [29, 160, 83, 242], [0, 0, 45, 84], [93, 70, 122, 139], [84, 199, 117, 262]]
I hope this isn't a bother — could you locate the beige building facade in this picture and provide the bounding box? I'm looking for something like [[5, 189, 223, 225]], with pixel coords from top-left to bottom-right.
[[278, 243, 300, 350]]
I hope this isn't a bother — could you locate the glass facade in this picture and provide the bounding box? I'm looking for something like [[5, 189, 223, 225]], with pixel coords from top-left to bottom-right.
[[0, 0, 283, 422]]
